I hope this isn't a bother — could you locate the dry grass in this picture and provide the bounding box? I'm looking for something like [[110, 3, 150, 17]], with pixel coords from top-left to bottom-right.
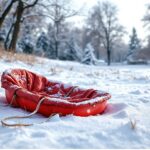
[[0, 47, 37, 65], [129, 118, 137, 130]]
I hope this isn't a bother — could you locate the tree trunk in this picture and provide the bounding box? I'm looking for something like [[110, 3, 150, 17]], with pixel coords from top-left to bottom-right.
[[106, 36, 111, 66], [4, 23, 14, 50], [9, 1, 24, 52], [0, 0, 15, 28], [54, 21, 59, 58], [55, 40, 58, 58], [106, 41, 111, 66], [107, 49, 111, 66]]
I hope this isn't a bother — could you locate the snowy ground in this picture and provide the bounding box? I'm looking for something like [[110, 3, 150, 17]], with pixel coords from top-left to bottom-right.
[[0, 57, 150, 149]]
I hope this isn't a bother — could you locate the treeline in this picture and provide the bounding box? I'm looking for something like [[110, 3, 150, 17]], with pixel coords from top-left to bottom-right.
[[0, 0, 150, 65]]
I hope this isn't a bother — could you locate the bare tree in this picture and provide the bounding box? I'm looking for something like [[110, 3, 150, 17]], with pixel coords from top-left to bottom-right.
[[0, 0, 17, 28], [87, 1, 125, 65], [143, 4, 150, 31], [0, 0, 39, 52], [40, 0, 80, 58], [9, 0, 39, 52], [143, 3, 150, 47]]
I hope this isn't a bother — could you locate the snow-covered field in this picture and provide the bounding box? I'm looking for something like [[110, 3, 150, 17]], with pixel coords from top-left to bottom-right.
[[0, 57, 150, 149]]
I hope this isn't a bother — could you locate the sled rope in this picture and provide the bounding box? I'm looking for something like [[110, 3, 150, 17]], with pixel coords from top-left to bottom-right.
[[0, 94, 16, 107], [0, 88, 21, 107], [64, 86, 78, 97], [1, 96, 56, 127]]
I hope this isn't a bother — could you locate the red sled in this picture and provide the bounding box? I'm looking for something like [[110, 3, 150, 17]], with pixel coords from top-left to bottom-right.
[[1, 69, 111, 117]]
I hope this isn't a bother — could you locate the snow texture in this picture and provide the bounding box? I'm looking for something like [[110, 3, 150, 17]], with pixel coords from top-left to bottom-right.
[[0, 57, 150, 148]]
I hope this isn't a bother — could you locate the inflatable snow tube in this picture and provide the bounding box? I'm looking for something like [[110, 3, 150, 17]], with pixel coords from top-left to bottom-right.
[[1, 69, 111, 117]]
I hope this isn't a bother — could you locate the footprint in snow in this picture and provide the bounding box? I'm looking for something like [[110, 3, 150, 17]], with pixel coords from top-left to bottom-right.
[[129, 90, 142, 95], [113, 110, 129, 119], [138, 98, 149, 103], [104, 103, 127, 115], [31, 131, 47, 138]]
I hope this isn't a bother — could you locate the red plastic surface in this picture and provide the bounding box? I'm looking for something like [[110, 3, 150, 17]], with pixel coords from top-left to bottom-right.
[[1, 69, 111, 117]]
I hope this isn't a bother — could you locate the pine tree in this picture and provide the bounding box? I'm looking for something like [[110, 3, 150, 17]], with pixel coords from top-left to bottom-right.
[[66, 37, 83, 61], [19, 36, 34, 54], [127, 28, 141, 60], [18, 25, 35, 54], [36, 32, 49, 52], [82, 43, 97, 65]]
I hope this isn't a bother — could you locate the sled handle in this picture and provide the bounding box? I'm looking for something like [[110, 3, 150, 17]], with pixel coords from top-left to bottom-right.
[[1, 97, 56, 127]]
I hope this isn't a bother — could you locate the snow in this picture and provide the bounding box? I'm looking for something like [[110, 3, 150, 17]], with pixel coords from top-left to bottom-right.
[[0, 57, 150, 148], [46, 96, 106, 105]]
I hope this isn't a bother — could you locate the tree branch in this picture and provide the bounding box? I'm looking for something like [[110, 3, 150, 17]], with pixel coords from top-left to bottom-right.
[[24, 0, 39, 9], [0, 0, 17, 28]]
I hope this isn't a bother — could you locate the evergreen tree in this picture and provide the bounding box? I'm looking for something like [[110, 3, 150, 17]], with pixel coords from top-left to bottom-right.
[[65, 37, 83, 61], [18, 25, 35, 54], [127, 28, 141, 60], [19, 36, 34, 54], [36, 31, 58, 59], [82, 43, 97, 65], [36, 32, 49, 52]]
